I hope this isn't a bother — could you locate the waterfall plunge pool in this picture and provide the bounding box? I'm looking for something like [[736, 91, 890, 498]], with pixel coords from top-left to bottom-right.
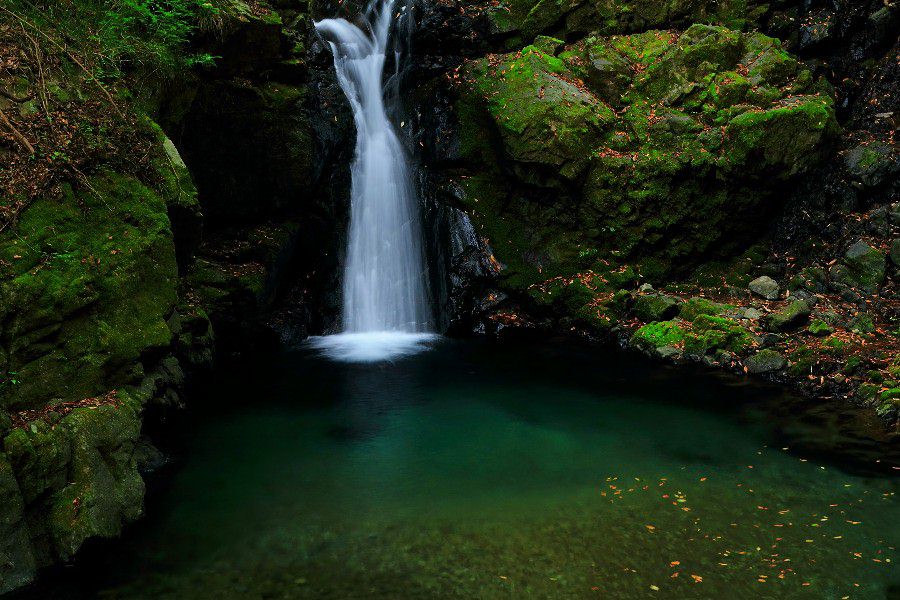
[[15, 338, 900, 599], [307, 332, 440, 362]]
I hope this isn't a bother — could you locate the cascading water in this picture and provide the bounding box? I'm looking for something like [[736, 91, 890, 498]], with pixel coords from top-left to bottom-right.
[[311, 0, 437, 362]]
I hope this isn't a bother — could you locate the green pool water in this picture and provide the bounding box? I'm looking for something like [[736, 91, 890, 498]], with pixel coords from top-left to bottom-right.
[[19, 339, 900, 599]]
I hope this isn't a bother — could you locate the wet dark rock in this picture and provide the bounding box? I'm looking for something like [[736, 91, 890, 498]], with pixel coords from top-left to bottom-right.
[[746, 349, 786, 374], [830, 241, 886, 294], [765, 300, 812, 332], [633, 294, 680, 323]]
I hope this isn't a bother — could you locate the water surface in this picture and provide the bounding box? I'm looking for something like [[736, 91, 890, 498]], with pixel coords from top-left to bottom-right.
[[20, 339, 900, 599]]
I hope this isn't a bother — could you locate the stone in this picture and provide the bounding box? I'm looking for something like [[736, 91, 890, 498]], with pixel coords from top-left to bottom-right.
[[890, 239, 900, 266], [844, 141, 895, 188], [807, 320, 834, 336], [830, 240, 886, 293], [746, 349, 786, 373], [764, 300, 811, 331], [656, 346, 681, 359], [742, 307, 763, 320], [749, 275, 779, 300], [633, 294, 680, 322]]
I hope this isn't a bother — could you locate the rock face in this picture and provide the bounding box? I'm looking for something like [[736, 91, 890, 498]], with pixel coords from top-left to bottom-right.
[[0, 0, 325, 592], [455, 24, 836, 287]]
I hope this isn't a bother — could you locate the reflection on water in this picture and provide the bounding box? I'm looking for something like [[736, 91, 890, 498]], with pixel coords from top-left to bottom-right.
[[16, 339, 900, 599]]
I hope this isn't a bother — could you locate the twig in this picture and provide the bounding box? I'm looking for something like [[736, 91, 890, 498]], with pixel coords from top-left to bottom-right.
[[0, 5, 125, 118], [0, 106, 35, 154], [18, 22, 49, 116]]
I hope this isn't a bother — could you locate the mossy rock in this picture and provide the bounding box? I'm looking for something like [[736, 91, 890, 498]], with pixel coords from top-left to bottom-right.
[[0, 171, 178, 411], [463, 44, 615, 181], [684, 314, 754, 355], [484, 0, 769, 42], [788, 346, 816, 377], [745, 349, 786, 373], [830, 241, 886, 294], [633, 293, 680, 322], [678, 297, 733, 321], [630, 320, 686, 350], [457, 25, 836, 287], [3, 388, 147, 568], [807, 319, 833, 336], [764, 300, 811, 331]]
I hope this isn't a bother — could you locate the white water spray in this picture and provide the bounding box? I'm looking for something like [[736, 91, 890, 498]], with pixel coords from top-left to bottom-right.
[[311, 0, 436, 361]]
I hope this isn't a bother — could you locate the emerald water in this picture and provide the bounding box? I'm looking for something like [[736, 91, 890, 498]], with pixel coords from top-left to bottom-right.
[[18, 340, 900, 599]]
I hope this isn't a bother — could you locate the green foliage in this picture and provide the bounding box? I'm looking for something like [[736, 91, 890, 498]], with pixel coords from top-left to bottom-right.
[[94, 0, 220, 79], [10, 0, 219, 84]]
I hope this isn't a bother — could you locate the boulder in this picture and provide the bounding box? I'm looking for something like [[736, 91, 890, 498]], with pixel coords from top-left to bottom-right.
[[634, 294, 680, 322], [830, 240, 886, 293], [889, 239, 900, 266], [742, 307, 763, 320], [746, 349, 786, 373], [764, 300, 812, 331], [749, 275, 780, 300], [457, 25, 836, 284]]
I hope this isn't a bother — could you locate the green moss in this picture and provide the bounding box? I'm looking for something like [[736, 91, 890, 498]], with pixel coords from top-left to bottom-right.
[[0, 171, 177, 410], [807, 320, 834, 336], [788, 346, 816, 376], [631, 320, 686, 350], [821, 336, 848, 355], [458, 22, 836, 296], [460, 24, 834, 284], [465, 45, 615, 180], [843, 355, 864, 375], [678, 297, 733, 321], [684, 314, 754, 354], [764, 300, 811, 331], [849, 313, 876, 334], [633, 294, 679, 322], [724, 96, 837, 177]]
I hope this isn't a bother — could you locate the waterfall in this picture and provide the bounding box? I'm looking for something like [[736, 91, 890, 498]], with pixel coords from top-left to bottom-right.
[[311, 0, 437, 362]]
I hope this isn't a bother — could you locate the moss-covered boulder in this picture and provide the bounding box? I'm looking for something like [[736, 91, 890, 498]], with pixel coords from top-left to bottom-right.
[[457, 25, 837, 287], [630, 320, 686, 351], [484, 0, 769, 44], [0, 171, 179, 411], [678, 297, 733, 321], [764, 299, 812, 331], [633, 293, 680, 322], [3, 388, 146, 570], [830, 240, 886, 294], [463, 42, 615, 182], [683, 314, 754, 355]]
